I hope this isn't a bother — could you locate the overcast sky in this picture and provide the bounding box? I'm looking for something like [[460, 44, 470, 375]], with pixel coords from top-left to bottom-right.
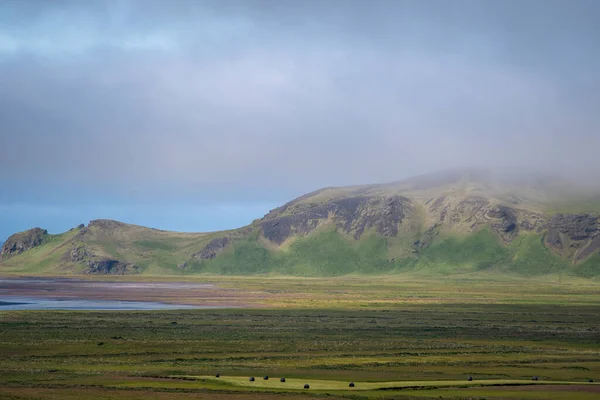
[[1, 0, 599, 240]]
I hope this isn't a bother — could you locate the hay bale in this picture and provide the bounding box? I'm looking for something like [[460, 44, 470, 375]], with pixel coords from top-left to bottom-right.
[[249, 376, 255, 382], [280, 378, 286, 382], [349, 382, 355, 387], [467, 376, 473, 381], [304, 384, 310, 389], [263, 376, 269, 380]]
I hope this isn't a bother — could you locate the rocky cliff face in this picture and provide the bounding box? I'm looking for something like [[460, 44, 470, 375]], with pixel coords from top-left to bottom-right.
[[192, 195, 413, 258], [190, 189, 600, 265], [260, 195, 412, 244], [0, 228, 48, 258], [84, 258, 138, 275], [544, 213, 599, 260], [424, 195, 546, 241]]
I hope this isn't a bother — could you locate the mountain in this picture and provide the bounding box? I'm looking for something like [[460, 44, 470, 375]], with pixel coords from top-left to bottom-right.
[[2, 168, 600, 278]]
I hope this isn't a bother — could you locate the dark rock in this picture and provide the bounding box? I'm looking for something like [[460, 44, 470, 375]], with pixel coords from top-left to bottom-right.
[[547, 214, 598, 241], [195, 237, 230, 260], [177, 262, 188, 269], [1, 228, 48, 258], [263, 376, 269, 380], [489, 205, 518, 235], [546, 229, 562, 249], [519, 218, 538, 231], [280, 377, 286, 382], [97, 342, 104, 346], [413, 224, 439, 251], [215, 373, 220, 378], [249, 377, 255, 382], [261, 195, 412, 244], [84, 259, 138, 275], [349, 382, 355, 387], [88, 219, 128, 230], [431, 196, 447, 211], [304, 384, 310, 389], [577, 235, 600, 261], [532, 376, 539, 381], [191, 228, 252, 260], [468, 376, 473, 381], [66, 243, 90, 263], [70, 223, 85, 231]]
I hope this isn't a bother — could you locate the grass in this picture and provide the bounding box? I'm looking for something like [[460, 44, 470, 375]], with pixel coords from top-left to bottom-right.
[[2, 220, 599, 278], [192, 227, 399, 276], [415, 228, 510, 273], [1, 277, 600, 399], [0, 229, 83, 274], [190, 376, 598, 390], [192, 227, 600, 278]]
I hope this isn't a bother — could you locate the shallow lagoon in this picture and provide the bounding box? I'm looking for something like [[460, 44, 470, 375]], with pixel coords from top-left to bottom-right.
[[0, 296, 204, 310], [0, 278, 232, 310]]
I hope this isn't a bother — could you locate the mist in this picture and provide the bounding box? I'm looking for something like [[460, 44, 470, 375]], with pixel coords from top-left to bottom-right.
[[1, 0, 599, 239]]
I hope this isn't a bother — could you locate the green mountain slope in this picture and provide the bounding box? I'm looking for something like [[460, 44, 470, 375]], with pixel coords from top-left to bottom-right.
[[2, 169, 600, 278]]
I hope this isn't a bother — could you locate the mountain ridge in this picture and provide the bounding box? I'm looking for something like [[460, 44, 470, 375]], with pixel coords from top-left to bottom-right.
[[2, 169, 600, 278]]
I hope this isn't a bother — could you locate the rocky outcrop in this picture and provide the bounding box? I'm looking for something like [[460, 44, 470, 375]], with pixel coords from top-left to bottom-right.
[[260, 195, 412, 244], [64, 242, 91, 263], [194, 237, 230, 260], [425, 195, 546, 243], [487, 205, 521, 242], [0, 228, 48, 258], [191, 228, 253, 260], [489, 205, 517, 233], [544, 214, 599, 260], [413, 223, 440, 251], [84, 258, 138, 275], [193, 194, 412, 259], [577, 236, 600, 261], [427, 196, 492, 231], [546, 214, 598, 241], [546, 229, 563, 250]]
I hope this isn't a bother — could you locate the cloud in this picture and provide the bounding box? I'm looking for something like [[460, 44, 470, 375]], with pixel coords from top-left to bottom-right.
[[1, 0, 599, 199]]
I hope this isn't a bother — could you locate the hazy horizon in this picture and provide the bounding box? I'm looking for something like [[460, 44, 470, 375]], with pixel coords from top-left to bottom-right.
[[1, 0, 599, 240]]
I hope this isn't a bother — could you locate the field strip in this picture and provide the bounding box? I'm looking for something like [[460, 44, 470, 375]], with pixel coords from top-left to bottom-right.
[[177, 376, 599, 391]]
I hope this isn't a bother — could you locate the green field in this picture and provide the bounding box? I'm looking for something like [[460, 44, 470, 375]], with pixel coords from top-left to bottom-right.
[[1, 278, 600, 399]]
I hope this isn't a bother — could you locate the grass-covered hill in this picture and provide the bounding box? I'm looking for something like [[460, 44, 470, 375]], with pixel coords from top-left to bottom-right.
[[2, 168, 600, 278]]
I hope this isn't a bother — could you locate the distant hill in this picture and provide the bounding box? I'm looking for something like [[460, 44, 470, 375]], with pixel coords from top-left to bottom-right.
[[2, 168, 600, 278]]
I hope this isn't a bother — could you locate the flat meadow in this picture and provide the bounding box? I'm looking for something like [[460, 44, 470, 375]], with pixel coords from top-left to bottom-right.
[[1, 275, 599, 399]]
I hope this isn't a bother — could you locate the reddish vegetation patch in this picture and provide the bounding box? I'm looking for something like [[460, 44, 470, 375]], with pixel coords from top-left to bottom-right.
[[484, 385, 600, 393], [0, 387, 316, 400], [0, 278, 267, 307]]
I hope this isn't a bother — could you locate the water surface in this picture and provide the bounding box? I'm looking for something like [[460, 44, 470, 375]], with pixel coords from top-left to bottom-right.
[[0, 296, 203, 310]]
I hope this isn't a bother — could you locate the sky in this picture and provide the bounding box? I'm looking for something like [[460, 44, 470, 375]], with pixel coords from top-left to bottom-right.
[[1, 0, 599, 241]]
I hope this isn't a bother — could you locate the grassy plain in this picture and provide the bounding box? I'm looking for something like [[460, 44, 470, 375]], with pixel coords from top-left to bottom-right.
[[1, 277, 600, 399]]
